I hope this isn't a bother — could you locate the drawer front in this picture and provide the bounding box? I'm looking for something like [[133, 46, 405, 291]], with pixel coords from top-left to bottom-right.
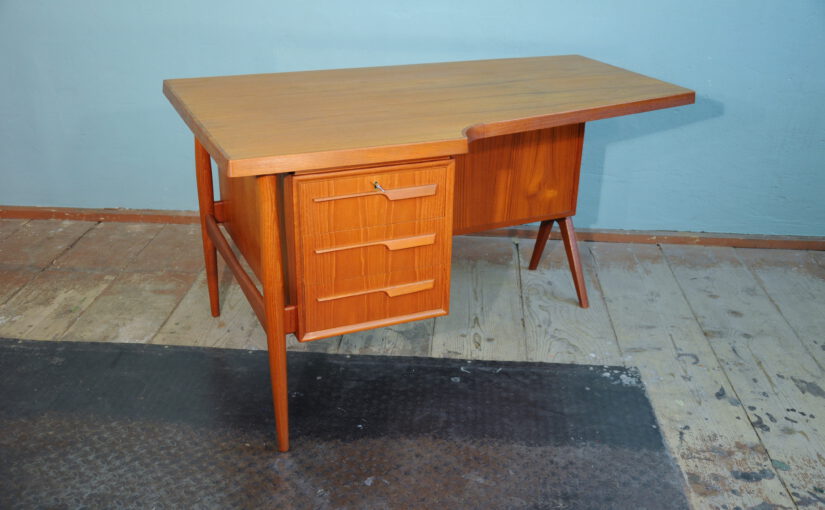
[[295, 161, 448, 234], [302, 218, 448, 285], [301, 265, 450, 341]]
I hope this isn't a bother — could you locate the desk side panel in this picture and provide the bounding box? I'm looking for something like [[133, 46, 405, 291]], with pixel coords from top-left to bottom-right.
[[218, 171, 293, 303], [218, 172, 262, 277], [453, 124, 584, 235]]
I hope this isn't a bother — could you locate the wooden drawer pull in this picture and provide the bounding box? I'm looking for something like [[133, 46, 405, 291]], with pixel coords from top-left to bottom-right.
[[315, 233, 436, 254], [313, 184, 437, 203], [317, 279, 435, 302]]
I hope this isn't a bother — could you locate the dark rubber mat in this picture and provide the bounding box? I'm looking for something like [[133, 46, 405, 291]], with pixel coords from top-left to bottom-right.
[[0, 338, 689, 509]]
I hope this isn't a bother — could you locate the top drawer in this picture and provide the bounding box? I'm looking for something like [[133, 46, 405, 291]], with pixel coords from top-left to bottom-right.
[[292, 160, 450, 234]]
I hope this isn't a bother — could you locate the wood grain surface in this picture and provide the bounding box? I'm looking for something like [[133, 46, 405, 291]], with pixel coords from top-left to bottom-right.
[[292, 160, 449, 234], [304, 222, 445, 285], [163, 55, 694, 176], [288, 160, 454, 341], [519, 240, 620, 365], [431, 236, 527, 361], [590, 243, 795, 509], [257, 174, 291, 452], [453, 124, 583, 234], [0, 220, 96, 269], [662, 245, 825, 505], [51, 222, 163, 272]]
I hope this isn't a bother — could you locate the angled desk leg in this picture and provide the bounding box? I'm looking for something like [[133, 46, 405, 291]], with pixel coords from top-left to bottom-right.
[[194, 139, 220, 316], [528, 219, 555, 271], [528, 217, 589, 309], [257, 174, 290, 452]]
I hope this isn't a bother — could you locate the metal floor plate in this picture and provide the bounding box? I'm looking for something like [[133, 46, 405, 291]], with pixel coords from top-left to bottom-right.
[[0, 338, 689, 509]]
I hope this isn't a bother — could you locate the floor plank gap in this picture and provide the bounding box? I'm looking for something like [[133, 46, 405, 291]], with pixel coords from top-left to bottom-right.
[[587, 244, 625, 364], [735, 248, 825, 374]]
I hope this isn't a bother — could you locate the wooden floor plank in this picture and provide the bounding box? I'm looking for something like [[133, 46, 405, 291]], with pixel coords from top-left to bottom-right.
[[431, 236, 527, 361], [338, 320, 433, 357], [737, 248, 825, 370], [0, 267, 38, 307], [52, 222, 164, 272], [0, 219, 28, 241], [152, 264, 340, 353], [591, 242, 794, 510], [126, 223, 204, 273], [151, 266, 267, 350], [0, 269, 116, 340], [810, 250, 825, 271], [518, 239, 622, 365], [663, 244, 825, 508], [0, 220, 96, 269], [61, 271, 196, 343]]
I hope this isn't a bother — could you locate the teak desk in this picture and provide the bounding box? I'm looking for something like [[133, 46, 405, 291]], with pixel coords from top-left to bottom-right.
[[164, 55, 694, 451]]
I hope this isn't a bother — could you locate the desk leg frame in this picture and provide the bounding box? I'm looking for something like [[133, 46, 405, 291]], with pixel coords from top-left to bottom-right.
[[194, 138, 290, 452], [257, 174, 290, 452], [194, 139, 220, 316], [528, 217, 589, 309]]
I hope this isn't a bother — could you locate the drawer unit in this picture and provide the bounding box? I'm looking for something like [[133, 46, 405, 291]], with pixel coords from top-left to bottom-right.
[[287, 159, 455, 341]]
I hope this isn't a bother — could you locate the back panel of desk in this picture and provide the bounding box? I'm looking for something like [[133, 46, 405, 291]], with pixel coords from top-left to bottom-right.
[[453, 123, 584, 235]]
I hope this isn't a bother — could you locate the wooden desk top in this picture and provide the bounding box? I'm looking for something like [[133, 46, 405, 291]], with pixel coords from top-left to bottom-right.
[[164, 55, 694, 177]]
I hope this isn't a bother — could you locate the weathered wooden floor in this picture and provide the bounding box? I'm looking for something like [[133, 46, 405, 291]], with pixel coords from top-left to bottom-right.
[[1, 218, 823, 510]]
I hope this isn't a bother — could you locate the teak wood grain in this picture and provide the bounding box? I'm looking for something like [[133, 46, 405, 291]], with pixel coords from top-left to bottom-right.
[[304, 222, 447, 285], [453, 124, 584, 235], [313, 232, 436, 254], [194, 140, 220, 317], [217, 172, 262, 279], [301, 265, 450, 342], [164, 55, 694, 176], [316, 279, 436, 302], [294, 160, 449, 234], [312, 184, 437, 203], [257, 174, 290, 452], [287, 160, 455, 342]]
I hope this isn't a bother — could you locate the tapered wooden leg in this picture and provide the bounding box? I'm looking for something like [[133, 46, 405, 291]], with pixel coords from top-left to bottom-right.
[[194, 138, 220, 317], [558, 216, 589, 309], [257, 174, 290, 452], [528, 219, 555, 270]]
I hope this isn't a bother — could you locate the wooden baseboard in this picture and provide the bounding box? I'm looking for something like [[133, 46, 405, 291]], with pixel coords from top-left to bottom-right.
[[2, 205, 822, 250], [0, 205, 198, 224], [474, 226, 825, 251]]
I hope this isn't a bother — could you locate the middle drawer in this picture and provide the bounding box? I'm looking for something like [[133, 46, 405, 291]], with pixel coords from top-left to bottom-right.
[[302, 218, 448, 285]]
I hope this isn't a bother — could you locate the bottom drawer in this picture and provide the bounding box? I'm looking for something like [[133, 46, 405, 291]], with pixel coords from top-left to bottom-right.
[[298, 265, 450, 341]]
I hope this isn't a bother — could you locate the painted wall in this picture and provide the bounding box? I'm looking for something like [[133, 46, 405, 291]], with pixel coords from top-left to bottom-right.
[[1, 1, 823, 236]]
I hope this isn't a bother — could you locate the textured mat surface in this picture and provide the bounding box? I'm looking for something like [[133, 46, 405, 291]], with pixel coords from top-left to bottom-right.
[[0, 338, 688, 509]]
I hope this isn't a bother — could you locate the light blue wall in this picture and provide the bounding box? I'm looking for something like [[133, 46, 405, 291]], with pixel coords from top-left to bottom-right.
[[1, 1, 823, 235]]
